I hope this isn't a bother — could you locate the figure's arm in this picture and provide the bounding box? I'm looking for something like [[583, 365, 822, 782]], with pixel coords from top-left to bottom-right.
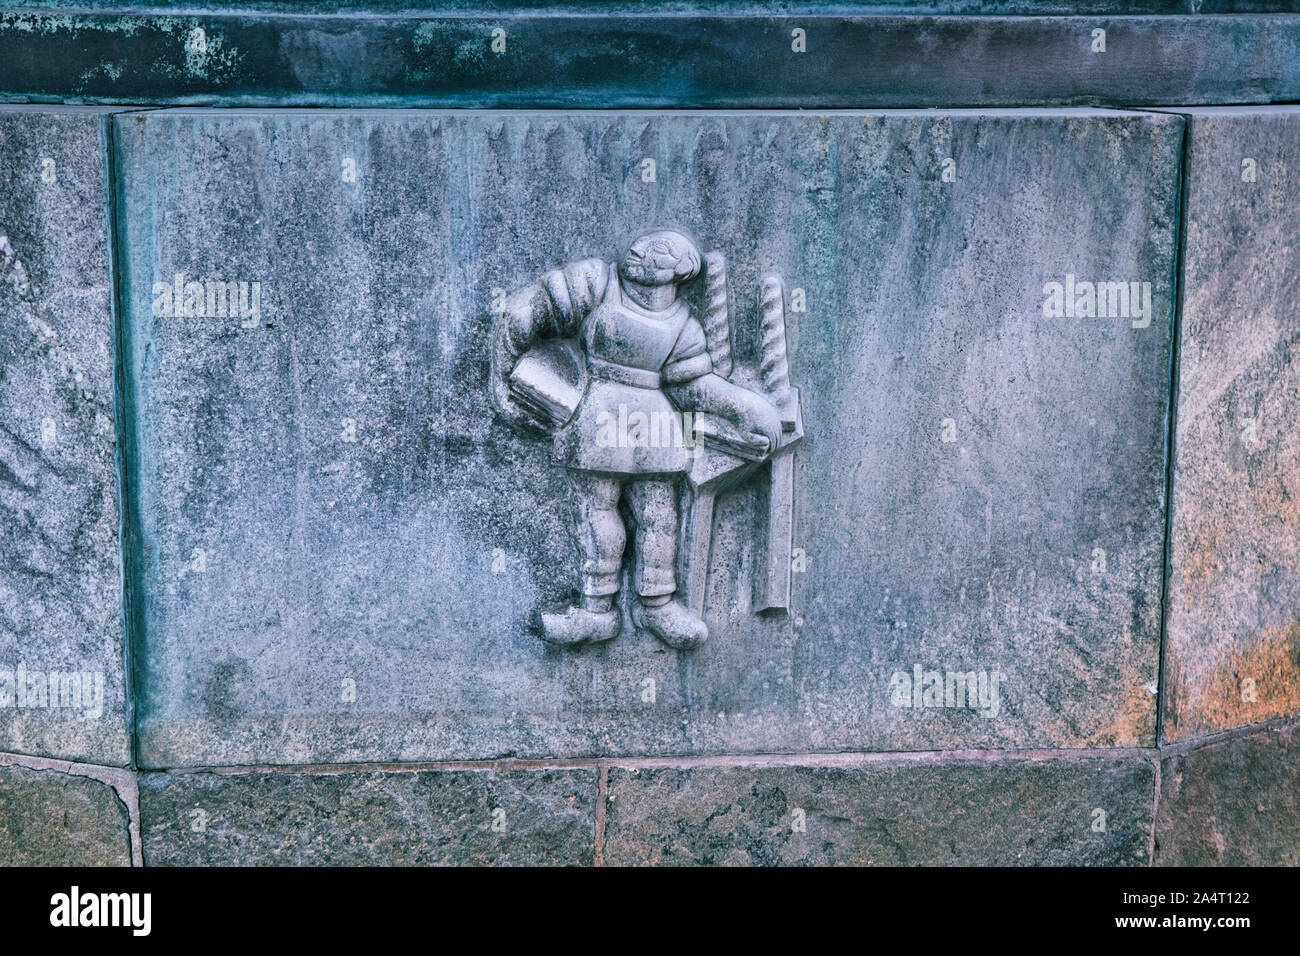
[[662, 320, 783, 452], [490, 258, 608, 429]]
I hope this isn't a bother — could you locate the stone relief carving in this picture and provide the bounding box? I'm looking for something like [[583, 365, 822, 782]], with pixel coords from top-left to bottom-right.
[[490, 229, 803, 650]]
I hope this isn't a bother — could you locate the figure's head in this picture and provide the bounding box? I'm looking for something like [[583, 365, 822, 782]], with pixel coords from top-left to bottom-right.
[[619, 229, 702, 287]]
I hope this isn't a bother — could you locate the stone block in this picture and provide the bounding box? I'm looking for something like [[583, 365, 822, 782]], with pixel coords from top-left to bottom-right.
[[1154, 722, 1300, 865], [0, 763, 131, 866], [603, 756, 1155, 865], [115, 108, 1180, 766], [1161, 107, 1300, 742], [138, 766, 596, 865], [0, 105, 129, 766]]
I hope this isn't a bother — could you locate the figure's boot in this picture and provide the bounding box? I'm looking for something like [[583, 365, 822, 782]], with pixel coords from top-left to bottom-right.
[[540, 596, 621, 646], [632, 595, 708, 650]]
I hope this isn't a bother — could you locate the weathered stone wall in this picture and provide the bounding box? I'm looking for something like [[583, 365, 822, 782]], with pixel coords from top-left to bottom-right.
[[0, 6, 1297, 867]]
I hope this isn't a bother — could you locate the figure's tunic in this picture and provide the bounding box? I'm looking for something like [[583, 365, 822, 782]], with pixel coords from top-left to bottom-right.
[[528, 259, 714, 476]]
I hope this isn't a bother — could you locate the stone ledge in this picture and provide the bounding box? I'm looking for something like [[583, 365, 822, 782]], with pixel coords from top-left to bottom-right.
[[10, 717, 1299, 866], [1, 13, 1298, 107]]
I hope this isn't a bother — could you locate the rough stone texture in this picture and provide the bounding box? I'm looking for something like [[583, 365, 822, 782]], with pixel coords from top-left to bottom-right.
[[1161, 107, 1300, 743], [116, 108, 1178, 767], [0, 763, 131, 865], [603, 756, 1155, 865], [0, 106, 129, 766], [1154, 723, 1300, 865], [138, 767, 596, 865], [1, 11, 1299, 108]]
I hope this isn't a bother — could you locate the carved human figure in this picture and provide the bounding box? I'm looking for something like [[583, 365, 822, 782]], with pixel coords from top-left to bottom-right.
[[491, 229, 783, 648]]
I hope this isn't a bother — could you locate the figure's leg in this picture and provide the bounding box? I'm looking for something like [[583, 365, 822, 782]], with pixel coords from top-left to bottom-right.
[[624, 478, 678, 601], [626, 478, 708, 650], [540, 472, 624, 645]]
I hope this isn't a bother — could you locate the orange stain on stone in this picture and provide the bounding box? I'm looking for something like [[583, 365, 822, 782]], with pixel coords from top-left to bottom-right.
[[1166, 621, 1300, 742], [1091, 679, 1156, 747]]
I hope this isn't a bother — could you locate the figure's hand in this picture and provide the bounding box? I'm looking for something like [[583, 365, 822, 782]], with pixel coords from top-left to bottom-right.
[[735, 390, 783, 454]]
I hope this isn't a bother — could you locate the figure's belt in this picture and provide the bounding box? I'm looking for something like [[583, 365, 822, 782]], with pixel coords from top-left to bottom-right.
[[587, 356, 661, 389]]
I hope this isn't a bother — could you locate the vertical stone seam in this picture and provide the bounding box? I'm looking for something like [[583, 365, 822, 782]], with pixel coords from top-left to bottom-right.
[[123, 769, 143, 867], [593, 761, 609, 867], [1154, 111, 1193, 749], [103, 110, 143, 774], [1147, 751, 1161, 867]]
